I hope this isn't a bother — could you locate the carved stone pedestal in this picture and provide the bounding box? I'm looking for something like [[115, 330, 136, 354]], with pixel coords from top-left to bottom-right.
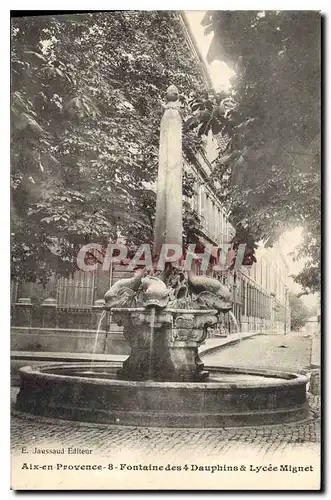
[[109, 307, 218, 382]]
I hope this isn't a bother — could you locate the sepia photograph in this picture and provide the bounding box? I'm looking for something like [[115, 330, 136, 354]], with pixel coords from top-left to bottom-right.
[[10, 9, 321, 491]]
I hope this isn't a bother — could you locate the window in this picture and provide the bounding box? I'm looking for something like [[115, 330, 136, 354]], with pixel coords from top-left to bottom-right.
[[206, 194, 210, 233], [194, 183, 200, 213], [241, 280, 246, 316], [212, 202, 216, 238], [208, 196, 212, 235], [247, 284, 251, 316], [215, 208, 220, 241], [200, 185, 205, 220]]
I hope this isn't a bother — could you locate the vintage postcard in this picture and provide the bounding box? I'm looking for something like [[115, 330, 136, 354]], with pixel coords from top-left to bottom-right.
[[10, 10, 321, 490]]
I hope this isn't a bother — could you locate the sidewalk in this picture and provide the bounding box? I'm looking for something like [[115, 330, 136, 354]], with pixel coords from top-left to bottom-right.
[[11, 330, 260, 364], [199, 331, 261, 356], [203, 330, 314, 373], [10, 331, 261, 385]]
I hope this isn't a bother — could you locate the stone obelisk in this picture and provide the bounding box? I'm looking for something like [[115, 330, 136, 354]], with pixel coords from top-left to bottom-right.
[[153, 85, 183, 258]]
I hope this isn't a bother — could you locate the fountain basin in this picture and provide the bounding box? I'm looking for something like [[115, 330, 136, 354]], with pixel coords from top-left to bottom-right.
[[16, 363, 309, 427]]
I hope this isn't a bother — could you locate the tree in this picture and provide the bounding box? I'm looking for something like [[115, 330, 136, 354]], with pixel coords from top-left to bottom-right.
[[186, 11, 321, 295], [11, 12, 209, 284], [289, 292, 310, 331]]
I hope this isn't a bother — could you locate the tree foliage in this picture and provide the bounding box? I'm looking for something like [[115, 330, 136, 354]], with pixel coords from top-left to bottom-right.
[[289, 292, 310, 331], [188, 11, 321, 294], [11, 11, 208, 284], [12, 11, 321, 296]]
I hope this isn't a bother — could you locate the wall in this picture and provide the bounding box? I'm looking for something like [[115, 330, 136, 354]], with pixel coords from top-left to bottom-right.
[[184, 149, 290, 335], [10, 265, 131, 354]]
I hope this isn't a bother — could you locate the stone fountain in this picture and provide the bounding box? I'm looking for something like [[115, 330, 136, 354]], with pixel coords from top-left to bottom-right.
[[16, 85, 309, 427]]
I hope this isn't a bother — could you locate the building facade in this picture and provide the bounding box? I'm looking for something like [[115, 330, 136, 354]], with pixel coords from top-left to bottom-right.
[[182, 129, 290, 335], [11, 12, 290, 354]]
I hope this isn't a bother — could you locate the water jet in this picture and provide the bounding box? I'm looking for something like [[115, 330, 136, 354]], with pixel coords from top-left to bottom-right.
[[15, 85, 309, 427]]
